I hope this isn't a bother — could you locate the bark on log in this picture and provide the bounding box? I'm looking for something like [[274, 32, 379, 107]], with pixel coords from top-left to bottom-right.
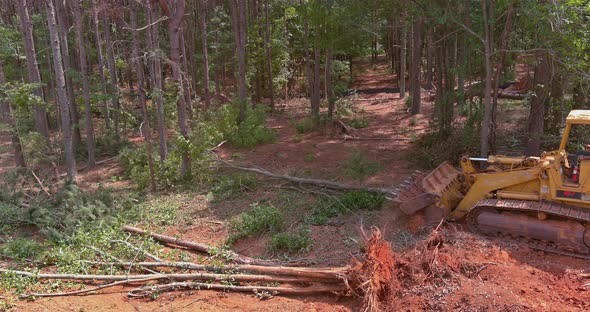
[[128, 281, 347, 298], [83, 261, 347, 280], [0, 269, 324, 284]]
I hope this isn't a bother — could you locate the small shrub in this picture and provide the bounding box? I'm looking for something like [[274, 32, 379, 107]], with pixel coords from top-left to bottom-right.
[[350, 116, 369, 129], [409, 117, 418, 126], [304, 152, 315, 163], [339, 190, 384, 211], [404, 95, 413, 109], [212, 172, 257, 199], [308, 191, 384, 225], [295, 117, 316, 134], [228, 203, 284, 244], [410, 123, 479, 169], [0, 239, 45, 262], [269, 227, 312, 254], [343, 151, 381, 182]]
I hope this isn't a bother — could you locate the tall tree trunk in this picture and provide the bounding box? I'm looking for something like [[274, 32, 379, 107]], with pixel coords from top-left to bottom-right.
[[490, 4, 514, 153], [72, 0, 96, 168], [17, 0, 49, 139], [147, 1, 167, 161], [46, 0, 77, 182], [301, 7, 317, 119], [425, 28, 433, 87], [526, 52, 550, 156], [161, 0, 190, 176], [311, 47, 321, 120], [103, 14, 121, 139], [264, 0, 274, 109], [56, 0, 82, 148], [399, 19, 407, 99], [180, 30, 193, 120], [326, 47, 335, 119], [480, 0, 494, 157], [230, 0, 248, 122], [91, 0, 110, 129], [130, 2, 156, 191], [410, 17, 423, 115], [0, 62, 26, 168], [198, 0, 211, 108]]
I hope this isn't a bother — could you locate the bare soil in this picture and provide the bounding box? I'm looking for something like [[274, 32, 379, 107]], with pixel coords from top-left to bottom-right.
[[2, 57, 590, 311]]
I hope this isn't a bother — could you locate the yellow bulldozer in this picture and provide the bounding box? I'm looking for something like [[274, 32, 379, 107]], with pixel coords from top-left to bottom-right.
[[395, 110, 590, 258]]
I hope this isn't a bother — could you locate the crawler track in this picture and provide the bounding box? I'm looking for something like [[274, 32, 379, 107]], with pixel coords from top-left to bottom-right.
[[467, 198, 590, 258]]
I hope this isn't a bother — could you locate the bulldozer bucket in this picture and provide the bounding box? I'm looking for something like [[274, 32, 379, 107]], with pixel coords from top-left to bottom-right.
[[394, 162, 463, 223]]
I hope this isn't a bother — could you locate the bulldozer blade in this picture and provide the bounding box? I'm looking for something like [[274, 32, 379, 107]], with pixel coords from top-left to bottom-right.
[[394, 161, 463, 219]]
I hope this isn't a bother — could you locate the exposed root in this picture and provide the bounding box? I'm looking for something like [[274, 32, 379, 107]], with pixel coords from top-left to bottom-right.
[[348, 227, 398, 312]]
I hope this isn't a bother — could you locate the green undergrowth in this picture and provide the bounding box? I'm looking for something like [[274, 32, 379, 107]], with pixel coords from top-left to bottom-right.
[[308, 190, 385, 225], [119, 100, 275, 191], [409, 122, 479, 169], [342, 150, 382, 182], [0, 174, 198, 297], [227, 190, 384, 256]]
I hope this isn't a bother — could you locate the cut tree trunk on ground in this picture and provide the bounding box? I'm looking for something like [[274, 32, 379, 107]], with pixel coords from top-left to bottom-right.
[[83, 261, 347, 280], [209, 152, 397, 196], [127, 282, 347, 298]]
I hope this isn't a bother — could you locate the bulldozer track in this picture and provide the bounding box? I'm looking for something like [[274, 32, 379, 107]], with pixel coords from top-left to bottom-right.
[[473, 198, 590, 223], [468, 198, 590, 257]]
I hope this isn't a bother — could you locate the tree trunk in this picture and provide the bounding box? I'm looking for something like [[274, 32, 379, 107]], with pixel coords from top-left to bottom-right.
[[161, 0, 190, 176], [490, 4, 514, 153], [198, 0, 211, 108], [103, 14, 121, 139], [326, 47, 335, 119], [72, 0, 96, 168], [526, 52, 550, 156], [311, 47, 321, 120], [56, 0, 82, 149], [399, 20, 407, 99], [0, 62, 26, 168], [147, 1, 167, 161], [46, 0, 77, 182], [264, 0, 274, 110], [17, 0, 49, 139], [230, 0, 248, 122], [425, 28, 433, 87], [410, 17, 423, 115], [480, 0, 493, 158], [91, 0, 109, 129], [302, 7, 316, 119], [130, 1, 156, 191]]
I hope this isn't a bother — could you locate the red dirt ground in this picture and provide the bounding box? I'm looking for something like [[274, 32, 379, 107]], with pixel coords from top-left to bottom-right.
[[2, 57, 590, 311]]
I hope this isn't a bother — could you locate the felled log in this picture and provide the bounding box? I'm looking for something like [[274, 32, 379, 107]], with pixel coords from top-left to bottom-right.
[[0, 269, 324, 284], [127, 281, 347, 298], [83, 260, 348, 280]]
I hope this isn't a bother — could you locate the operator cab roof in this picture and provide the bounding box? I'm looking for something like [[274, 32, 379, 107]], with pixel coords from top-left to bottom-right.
[[566, 110, 590, 125]]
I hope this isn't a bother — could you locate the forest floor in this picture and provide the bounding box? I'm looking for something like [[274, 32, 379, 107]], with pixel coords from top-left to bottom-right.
[[2, 58, 590, 311]]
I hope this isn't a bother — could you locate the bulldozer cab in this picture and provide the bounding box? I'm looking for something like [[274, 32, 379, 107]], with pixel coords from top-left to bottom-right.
[[557, 110, 590, 187]]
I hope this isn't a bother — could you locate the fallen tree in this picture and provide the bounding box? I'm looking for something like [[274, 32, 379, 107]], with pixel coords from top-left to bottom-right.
[[208, 150, 398, 196]]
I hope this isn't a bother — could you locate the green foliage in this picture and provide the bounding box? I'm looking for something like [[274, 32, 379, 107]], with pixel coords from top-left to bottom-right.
[[295, 117, 316, 133], [342, 151, 381, 182], [339, 190, 384, 211], [410, 123, 479, 169], [26, 184, 118, 241], [409, 117, 418, 126], [0, 239, 45, 262], [211, 172, 257, 199], [95, 132, 132, 157], [404, 95, 413, 110], [212, 101, 277, 148], [350, 116, 369, 129], [228, 203, 284, 244], [308, 191, 384, 225], [269, 226, 312, 254]]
